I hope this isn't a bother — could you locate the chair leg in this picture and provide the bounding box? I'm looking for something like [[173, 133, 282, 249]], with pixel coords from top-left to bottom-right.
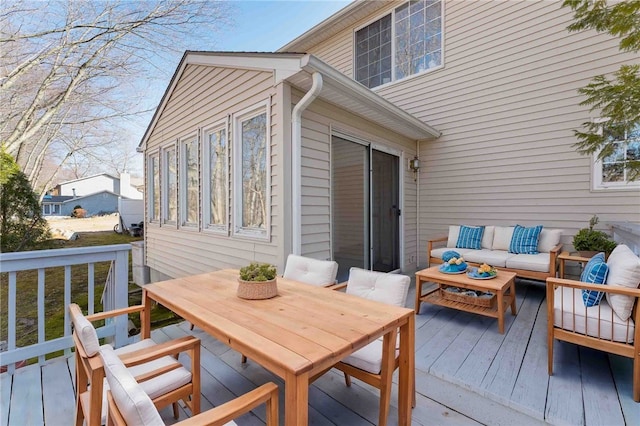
[[548, 337, 554, 375], [241, 354, 247, 364], [343, 372, 351, 387], [189, 323, 194, 330], [172, 402, 179, 419], [634, 350, 639, 402]]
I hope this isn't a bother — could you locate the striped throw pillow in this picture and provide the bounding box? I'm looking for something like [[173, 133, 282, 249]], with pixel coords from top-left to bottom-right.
[[581, 252, 609, 307], [509, 225, 543, 254], [456, 226, 485, 250]]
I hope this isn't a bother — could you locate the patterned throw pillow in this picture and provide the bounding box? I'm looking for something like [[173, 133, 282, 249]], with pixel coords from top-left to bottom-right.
[[509, 225, 543, 254], [580, 252, 609, 307], [456, 226, 485, 250]]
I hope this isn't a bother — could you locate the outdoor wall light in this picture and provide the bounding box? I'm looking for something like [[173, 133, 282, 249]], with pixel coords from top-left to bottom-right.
[[409, 156, 420, 181]]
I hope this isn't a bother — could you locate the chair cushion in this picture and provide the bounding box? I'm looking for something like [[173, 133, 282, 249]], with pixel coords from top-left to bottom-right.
[[509, 225, 543, 254], [341, 338, 399, 374], [456, 225, 485, 249], [580, 253, 609, 307], [346, 268, 410, 308], [283, 254, 338, 287], [99, 345, 165, 426], [505, 253, 550, 272], [605, 244, 640, 321], [538, 228, 563, 253], [71, 310, 100, 357], [492, 226, 515, 251], [554, 287, 634, 343], [463, 249, 515, 268]]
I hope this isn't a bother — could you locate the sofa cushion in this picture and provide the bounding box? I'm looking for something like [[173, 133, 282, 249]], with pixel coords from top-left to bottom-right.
[[463, 249, 515, 268], [493, 226, 515, 251], [447, 225, 461, 248], [431, 247, 475, 260], [554, 287, 634, 343], [538, 228, 563, 253], [482, 226, 495, 250], [456, 225, 485, 249], [605, 244, 640, 321], [509, 224, 543, 254], [580, 253, 609, 307], [505, 253, 550, 273]]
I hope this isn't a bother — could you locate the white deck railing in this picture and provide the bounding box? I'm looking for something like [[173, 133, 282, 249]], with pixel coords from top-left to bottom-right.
[[0, 244, 131, 374]]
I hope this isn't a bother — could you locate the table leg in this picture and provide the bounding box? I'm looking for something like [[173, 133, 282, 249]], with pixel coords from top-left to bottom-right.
[[284, 371, 308, 426], [497, 290, 505, 334], [509, 279, 517, 315], [398, 314, 415, 425], [414, 277, 422, 314]]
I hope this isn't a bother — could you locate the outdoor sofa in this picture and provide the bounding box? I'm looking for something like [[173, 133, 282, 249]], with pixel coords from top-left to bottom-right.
[[428, 225, 563, 281]]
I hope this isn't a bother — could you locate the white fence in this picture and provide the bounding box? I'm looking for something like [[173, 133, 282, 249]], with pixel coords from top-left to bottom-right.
[[0, 244, 131, 374]]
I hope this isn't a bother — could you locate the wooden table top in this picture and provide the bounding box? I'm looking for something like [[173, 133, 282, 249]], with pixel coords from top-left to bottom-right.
[[144, 269, 414, 378], [416, 265, 517, 291]]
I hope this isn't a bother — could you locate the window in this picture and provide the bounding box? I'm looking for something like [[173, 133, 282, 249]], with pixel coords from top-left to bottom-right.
[[162, 145, 177, 223], [148, 153, 160, 222], [203, 123, 228, 232], [179, 135, 199, 226], [593, 122, 640, 190], [355, 0, 443, 88], [233, 102, 270, 238]]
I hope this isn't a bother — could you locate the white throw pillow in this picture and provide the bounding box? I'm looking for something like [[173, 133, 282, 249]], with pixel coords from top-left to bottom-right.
[[605, 244, 640, 321], [447, 226, 460, 248], [538, 229, 563, 253], [482, 226, 495, 250], [493, 226, 515, 251]]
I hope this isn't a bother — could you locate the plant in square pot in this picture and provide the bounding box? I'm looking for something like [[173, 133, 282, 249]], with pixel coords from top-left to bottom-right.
[[572, 215, 618, 258], [237, 262, 278, 300]]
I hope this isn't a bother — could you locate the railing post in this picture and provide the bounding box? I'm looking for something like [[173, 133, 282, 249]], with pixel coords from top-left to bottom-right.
[[113, 249, 130, 348]]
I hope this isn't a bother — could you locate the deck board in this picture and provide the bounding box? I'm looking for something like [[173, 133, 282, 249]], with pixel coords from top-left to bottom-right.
[[1, 278, 636, 425]]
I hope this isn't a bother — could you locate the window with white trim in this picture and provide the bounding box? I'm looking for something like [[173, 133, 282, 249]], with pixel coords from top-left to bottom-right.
[[233, 102, 269, 238], [148, 153, 160, 222], [179, 135, 199, 226], [203, 123, 228, 232], [355, 0, 443, 88], [593, 122, 640, 190], [162, 145, 177, 223]]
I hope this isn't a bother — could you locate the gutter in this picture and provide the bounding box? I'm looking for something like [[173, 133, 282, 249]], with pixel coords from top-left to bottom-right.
[[291, 72, 323, 255]]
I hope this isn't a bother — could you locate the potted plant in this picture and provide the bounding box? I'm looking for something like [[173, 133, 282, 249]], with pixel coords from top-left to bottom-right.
[[237, 262, 278, 300], [572, 215, 617, 257]]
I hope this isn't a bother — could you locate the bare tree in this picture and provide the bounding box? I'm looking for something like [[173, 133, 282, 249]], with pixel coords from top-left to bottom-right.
[[0, 0, 230, 192]]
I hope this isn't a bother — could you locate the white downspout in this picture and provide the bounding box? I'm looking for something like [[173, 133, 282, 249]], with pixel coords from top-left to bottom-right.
[[291, 72, 323, 255]]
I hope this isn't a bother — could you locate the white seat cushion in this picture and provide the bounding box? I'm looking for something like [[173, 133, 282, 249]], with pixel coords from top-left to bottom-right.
[[283, 254, 338, 287], [605, 244, 640, 321], [100, 345, 165, 426], [430, 247, 475, 259], [346, 268, 410, 307], [554, 287, 635, 343], [462, 249, 515, 267], [506, 253, 550, 273], [341, 338, 400, 374]]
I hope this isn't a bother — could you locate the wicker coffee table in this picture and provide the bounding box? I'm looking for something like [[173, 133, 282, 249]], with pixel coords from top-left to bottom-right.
[[415, 266, 517, 334]]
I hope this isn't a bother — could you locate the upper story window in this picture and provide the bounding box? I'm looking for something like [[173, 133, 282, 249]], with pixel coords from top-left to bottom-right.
[[203, 123, 228, 232], [179, 135, 199, 227], [233, 101, 270, 238], [162, 145, 177, 224], [593, 122, 640, 190], [148, 153, 160, 222], [355, 0, 443, 88]]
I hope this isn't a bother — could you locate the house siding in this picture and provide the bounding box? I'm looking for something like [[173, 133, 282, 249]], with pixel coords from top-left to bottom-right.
[[144, 65, 282, 279], [303, 0, 640, 267], [297, 92, 419, 271]]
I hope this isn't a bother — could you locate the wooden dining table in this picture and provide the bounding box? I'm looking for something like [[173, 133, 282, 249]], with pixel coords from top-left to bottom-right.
[[140, 269, 415, 426]]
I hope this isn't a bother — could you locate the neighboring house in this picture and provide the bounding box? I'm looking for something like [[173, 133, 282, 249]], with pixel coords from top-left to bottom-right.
[[139, 0, 640, 282], [45, 172, 143, 216]]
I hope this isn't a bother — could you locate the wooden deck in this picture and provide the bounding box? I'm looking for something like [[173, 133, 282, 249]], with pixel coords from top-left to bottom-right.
[[1, 279, 637, 425]]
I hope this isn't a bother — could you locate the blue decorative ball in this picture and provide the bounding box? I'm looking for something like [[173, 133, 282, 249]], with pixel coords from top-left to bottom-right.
[[442, 250, 461, 262]]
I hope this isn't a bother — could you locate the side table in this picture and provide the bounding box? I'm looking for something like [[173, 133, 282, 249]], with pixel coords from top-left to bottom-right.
[[557, 251, 592, 278]]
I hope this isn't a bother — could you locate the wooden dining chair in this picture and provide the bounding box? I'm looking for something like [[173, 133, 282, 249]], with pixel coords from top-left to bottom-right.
[[70, 303, 201, 426], [100, 344, 279, 426], [331, 267, 413, 426]]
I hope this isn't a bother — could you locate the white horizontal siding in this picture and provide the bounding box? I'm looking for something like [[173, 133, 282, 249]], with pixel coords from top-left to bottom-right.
[[304, 0, 640, 267], [145, 65, 282, 279]]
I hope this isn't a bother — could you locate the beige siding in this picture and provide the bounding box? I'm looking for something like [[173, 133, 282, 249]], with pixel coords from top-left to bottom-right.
[[297, 93, 419, 271], [145, 65, 282, 278], [305, 0, 640, 267]]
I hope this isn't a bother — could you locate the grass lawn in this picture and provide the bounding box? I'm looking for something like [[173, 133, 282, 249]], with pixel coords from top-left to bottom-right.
[[1, 231, 180, 362]]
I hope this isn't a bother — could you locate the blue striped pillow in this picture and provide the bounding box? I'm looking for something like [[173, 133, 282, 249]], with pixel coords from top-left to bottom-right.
[[580, 252, 609, 307], [456, 226, 484, 250], [509, 225, 543, 254]]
